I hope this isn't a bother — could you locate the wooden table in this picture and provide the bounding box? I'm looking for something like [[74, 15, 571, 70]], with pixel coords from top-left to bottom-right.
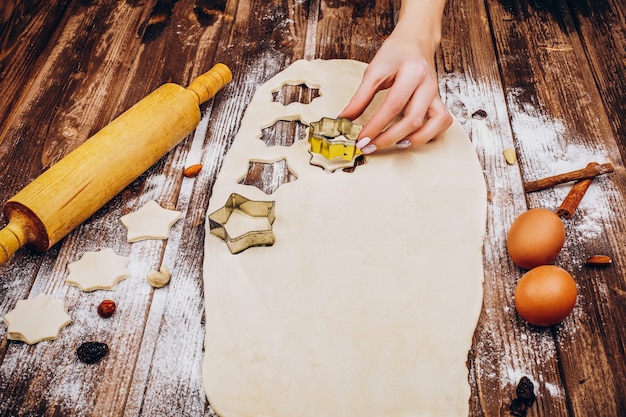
[[1, 0, 624, 415]]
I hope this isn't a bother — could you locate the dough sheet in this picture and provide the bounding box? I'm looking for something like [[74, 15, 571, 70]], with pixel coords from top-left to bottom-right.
[[202, 59, 486, 417]]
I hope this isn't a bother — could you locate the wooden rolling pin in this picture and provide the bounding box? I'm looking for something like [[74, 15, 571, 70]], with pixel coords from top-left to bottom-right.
[[0, 63, 232, 266]]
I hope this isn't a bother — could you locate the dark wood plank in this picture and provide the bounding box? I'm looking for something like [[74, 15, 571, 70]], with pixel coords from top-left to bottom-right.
[[566, 0, 626, 161], [439, 1, 571, 415], [0, 0, 226, 414], [0, 1, 157, 409], [314, 0, 398, 62], [105, 1, 237, 414], [0, 0, 72, 127], [0, 0, 161, 413], [484, 0, 626, 415]]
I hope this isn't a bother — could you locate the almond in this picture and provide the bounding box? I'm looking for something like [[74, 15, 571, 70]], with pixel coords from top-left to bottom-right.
[[585, 255, 612, 266], [503, 148, 517, 165], [183, 163, 203, 178]]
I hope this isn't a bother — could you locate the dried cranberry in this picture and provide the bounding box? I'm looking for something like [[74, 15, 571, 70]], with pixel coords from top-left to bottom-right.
[[76, 341, 109, 364], [97, 299, 116, 318]]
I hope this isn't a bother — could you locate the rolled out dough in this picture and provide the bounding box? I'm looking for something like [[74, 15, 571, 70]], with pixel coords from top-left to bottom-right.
[[203, 59, 486, 417]]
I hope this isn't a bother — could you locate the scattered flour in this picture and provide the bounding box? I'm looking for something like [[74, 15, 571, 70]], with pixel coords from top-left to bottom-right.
[[544, 381, 564, 397]]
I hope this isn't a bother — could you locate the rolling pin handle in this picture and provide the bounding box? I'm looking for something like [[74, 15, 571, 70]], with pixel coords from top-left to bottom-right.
[[187, 63, 232, 104], [0, 221, 28, 267]]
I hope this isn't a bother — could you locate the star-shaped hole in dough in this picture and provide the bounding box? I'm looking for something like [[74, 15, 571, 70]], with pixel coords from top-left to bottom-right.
[[120, 200, 182, 243], [66, 248, 130, 291], [3, 293, 72, 344]]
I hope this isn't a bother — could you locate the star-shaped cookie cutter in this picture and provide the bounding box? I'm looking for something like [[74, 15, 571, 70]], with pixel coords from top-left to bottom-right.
[[208, 193, 276, 254], [308, 117, 363, 164]]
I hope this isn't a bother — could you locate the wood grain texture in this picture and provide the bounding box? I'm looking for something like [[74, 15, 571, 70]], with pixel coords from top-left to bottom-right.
[[0, 0, 625, 416], [486, 2, 626, 415], [437, 2, 566, 415]]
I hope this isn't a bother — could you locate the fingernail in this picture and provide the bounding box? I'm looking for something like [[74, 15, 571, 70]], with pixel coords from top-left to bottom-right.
[[356, 137, 371, 149], [396, 139, 412, 149], [361, 144, 377, 154]]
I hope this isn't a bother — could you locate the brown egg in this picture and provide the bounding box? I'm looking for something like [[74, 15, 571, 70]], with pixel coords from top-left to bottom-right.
[[514, 265, 577, 326], [507, 208, 566, 270]]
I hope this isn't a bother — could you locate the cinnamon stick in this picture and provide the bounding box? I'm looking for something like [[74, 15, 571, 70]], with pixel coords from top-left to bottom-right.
[[556, 163, 597, 218], [524, 162, 614, 193]]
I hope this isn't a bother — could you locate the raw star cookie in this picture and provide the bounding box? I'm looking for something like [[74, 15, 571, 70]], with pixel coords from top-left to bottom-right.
[[66, 248, 130, 291], [120, 200, 182, 242], [4, 293, 72, 344]]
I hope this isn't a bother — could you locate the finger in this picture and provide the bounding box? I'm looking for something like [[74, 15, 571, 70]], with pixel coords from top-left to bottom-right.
[[338, 84, 378, 120], [395, 102, 453, 147], [338, 69, 389, 120], [358, 65, 428, 141], [366, 81, 440, 149]]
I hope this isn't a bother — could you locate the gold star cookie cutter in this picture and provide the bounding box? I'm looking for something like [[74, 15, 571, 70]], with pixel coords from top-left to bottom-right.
[[308, 117, 363, 171], [208, 193, 276, 254]]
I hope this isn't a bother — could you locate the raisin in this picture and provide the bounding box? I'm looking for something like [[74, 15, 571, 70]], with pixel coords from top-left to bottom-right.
[[516, 376, 536, 403], [76, 341, 109, 364], [509, 376, 536, 416], [510, 398, 529, 416]]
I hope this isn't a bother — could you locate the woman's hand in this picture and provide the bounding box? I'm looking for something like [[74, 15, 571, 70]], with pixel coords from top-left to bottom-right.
[[338, 0, 451, 154]]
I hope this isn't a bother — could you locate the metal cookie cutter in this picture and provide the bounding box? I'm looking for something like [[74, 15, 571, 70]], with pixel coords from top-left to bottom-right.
[[308, 117, 363, 171], [208, 193, 276, 254]]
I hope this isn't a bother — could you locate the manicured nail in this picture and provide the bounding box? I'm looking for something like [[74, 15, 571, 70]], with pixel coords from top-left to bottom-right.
[[396, 139, 412, 149], [356, 137, 371, 149], [360, 144, 377, 154]]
